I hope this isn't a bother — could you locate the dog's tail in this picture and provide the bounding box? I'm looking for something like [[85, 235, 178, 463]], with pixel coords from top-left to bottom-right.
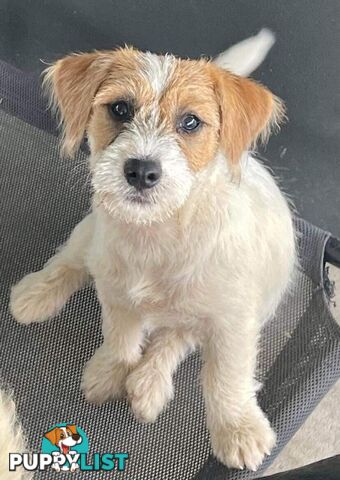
[[213, 28, 275, 76]]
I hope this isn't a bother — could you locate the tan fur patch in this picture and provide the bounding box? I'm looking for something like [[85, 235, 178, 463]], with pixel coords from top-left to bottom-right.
[[88, 50, 157, 153], [87, 104, 120, 153], [44, 48, 148, 157], [209, 63, 284, 166], [44, 51, 115, 157], [159, 59, 220, 172]]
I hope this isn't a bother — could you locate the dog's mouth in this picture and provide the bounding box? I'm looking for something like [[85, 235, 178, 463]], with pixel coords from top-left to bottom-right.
[[126, 192, 152, 205], [61, 444, 70, 455]]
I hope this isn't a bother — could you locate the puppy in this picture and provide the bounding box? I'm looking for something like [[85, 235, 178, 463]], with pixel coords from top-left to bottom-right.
[[44, 425, 82, 472], [10, 33, 296, 471]]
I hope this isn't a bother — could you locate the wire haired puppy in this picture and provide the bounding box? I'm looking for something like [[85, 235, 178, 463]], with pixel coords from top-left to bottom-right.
[[10, 31, 296, 471]]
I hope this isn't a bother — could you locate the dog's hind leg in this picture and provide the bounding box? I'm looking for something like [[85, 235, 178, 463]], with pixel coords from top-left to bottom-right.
[[10, 213, 93, 324]]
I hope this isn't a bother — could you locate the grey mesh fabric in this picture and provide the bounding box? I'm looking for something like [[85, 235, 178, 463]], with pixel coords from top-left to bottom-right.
[[0, 60, 340, 480]]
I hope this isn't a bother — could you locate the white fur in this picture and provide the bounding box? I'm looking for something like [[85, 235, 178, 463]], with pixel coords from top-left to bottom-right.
[[214, 28, 276, 76], [91, 125, 193, 225], [0, 389, 33, 480], [9, 33, 296, 472], [141, 52, 175, 96]]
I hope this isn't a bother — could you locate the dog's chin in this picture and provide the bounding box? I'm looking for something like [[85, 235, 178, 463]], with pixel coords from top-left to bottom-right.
[[96, 192, 180, 226]]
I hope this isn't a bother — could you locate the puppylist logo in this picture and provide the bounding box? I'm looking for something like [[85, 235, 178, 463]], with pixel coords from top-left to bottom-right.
[[9, 423, 128, 473]]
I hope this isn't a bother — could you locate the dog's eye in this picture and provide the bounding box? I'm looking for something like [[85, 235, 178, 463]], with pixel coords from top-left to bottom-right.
[[60, 434, 65, 439], [180, 114, 201, 133], [109, 101, 132, 121]]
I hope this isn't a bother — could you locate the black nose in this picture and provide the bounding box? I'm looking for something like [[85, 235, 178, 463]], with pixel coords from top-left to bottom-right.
[[124, 158, 162, 190], [72, 433, 80, 441]]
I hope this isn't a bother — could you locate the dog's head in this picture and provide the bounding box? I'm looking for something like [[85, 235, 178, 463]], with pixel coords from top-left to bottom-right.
[[44, 425, 82, 454], [45, 47, 283, 224]]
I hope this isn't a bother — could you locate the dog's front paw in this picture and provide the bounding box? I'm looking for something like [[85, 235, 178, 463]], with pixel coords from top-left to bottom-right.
[[81, 347, 129, 404], [10, 270, 64, 324], [126, 363, 173, 423], [210, 404, 276, 471]]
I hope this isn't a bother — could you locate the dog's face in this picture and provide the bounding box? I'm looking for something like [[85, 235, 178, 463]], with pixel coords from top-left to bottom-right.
[[44, 425, 81, 454], [46, 47, 283, 224]]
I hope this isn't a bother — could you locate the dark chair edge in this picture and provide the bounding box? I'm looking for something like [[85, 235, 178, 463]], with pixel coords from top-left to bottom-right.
[[325, 236, 340, 268]]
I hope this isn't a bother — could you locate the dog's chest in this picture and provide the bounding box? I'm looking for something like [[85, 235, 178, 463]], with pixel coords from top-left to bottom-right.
[[90, 220, 196, 309]]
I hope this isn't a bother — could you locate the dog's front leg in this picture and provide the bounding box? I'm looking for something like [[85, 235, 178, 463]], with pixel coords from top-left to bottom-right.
[[202, 317, 275, 471], [10, 213, 93, 324], [126, 327, 197, 422], [82, 281, 143, 403]]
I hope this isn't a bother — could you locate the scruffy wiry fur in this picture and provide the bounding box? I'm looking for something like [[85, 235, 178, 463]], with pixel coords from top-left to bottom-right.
[[10, 32, 296, 471], [0, 389, 33, 480]]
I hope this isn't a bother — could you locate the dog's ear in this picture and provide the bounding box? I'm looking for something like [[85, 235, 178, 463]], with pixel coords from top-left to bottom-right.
[[66, 424, 77, 435], [211, 65, 284, 167], [43, 51, 114, 158], [44, 428, 57, 445]]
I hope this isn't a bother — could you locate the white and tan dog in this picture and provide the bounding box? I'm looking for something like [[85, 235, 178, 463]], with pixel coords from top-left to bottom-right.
[[10, 31, 296, 471]]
